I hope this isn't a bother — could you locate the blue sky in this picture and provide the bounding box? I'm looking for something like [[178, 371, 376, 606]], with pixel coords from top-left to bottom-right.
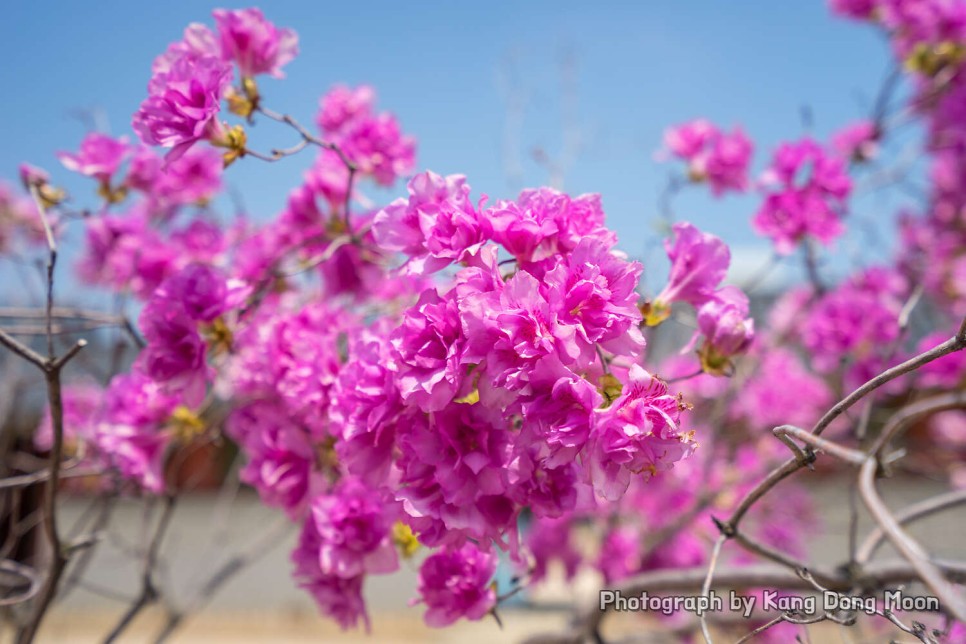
[[0, 1, 914, 292]]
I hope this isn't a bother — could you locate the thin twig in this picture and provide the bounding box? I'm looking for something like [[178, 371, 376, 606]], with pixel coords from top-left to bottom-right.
[[812, 326, 966, 438], [700, 535, 726, 643], [255, 105, 358, 235], [857, 488, 966, 564], [12, 188, 87, 644], [103, 495, 177, 643], [153, 517, 291, 643]]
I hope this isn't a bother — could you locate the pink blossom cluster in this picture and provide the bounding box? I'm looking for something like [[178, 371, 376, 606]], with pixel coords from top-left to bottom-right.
[[753, 138, 852, 254], [210, 168, 727, 626], [831, 120, 879, 161], [136, 262, 249, 405], [831, 0, 966, 318], [663, 119, 754, 195], [0, 181, 46, 252], [831, 0, 966, 72], [649, 222, 755, 373], [133, 8, 298, 159], [314, 84, 416, 189], [803, 269, 904, 365], [34, 374, 179, 493], [11, 4, 966, 639]]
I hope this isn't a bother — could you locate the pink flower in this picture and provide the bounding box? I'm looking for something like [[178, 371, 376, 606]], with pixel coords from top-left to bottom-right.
[[153, 146, 224, 207], [151, 23, 220, 77], [705, 127, 754, 195], [304, 148, 350, 209], [461, 271, 569, 392], [154, 263, 246, 323], [507, 447, 580, 518], [518, 368, 602, 468], [310, 478, 399, 578], [753, 138, 852, 254], [95, 372, 178, 493], [225, 301, 350, 438], [373, 171, 489, 274], [653, 222, 730, 310], [96, 422, 170, 494], [34, 382, 103, 460], [692, 286, 755, 374], [916, 330, 966, 388], [828, 0, 878, 20], [169, 218, 230, 263], [543, 237, 645, 361], [136, 298, 209, 405], [664, 120, 753, 195], [317, 85, 375, 132], [523, 516, 581, 584], [641, 530, 706, 572], [390, 289, 467, 412], [831, 120, 879, 162], [316, 235, 388, 299], [485, 188, 614, 265], [133, 53, 232, 159], [395, 405, 514, 547], [276, 184, 326, 253], [330, 326, 404, 486], [339, 113, 416, 186], [315, 84, 416, 187], [590, 365, 693, 501], [415, 542, 497, 627], [77, 208, 177, 297], [265, 303, 351, 437], [57, 133, 131, 182], [212, 8, 298, 78], [125, 146, 163, 193], [292, 519, 369, 630], [732, 348, 833, 430], [596, 526, 642, 583], [664, 119, 717, 159], [800, 267, 904, 373], [239, 415, 317, 518]]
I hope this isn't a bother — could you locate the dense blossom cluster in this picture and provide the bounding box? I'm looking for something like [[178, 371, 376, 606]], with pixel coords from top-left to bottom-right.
[[753, 138, 853, 254], [3, 3, 964, 641], [831, 0, 966, 320], [663, 119, 754, 195], [17, 7, 751, 629]]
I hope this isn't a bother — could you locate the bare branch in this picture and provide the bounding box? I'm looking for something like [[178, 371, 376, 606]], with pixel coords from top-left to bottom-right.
[[812, 327, 966, 438], [858, 458, 966, 621], [857, 488, 966, 564]]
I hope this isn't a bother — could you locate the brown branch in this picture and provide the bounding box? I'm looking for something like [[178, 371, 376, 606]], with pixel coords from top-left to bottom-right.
[[699, 535, 726, 643], [153, 517, 291, 643], [867, 391, 966, 456], [0, 559, 42, 607], [4, 190, 88, 644], [0, 464, 103, 491], [255, 105, 359, 235], [773, 425, 865, 465], [0, 328, 47, 368], [812, 326, 966, 438], [857, 488, 966, 564], [103, 495, 176, 643], [858, 458, 966, 621]]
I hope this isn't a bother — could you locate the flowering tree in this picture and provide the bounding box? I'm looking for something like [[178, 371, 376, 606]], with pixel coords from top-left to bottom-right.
[[0, 3, 965, 643]]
